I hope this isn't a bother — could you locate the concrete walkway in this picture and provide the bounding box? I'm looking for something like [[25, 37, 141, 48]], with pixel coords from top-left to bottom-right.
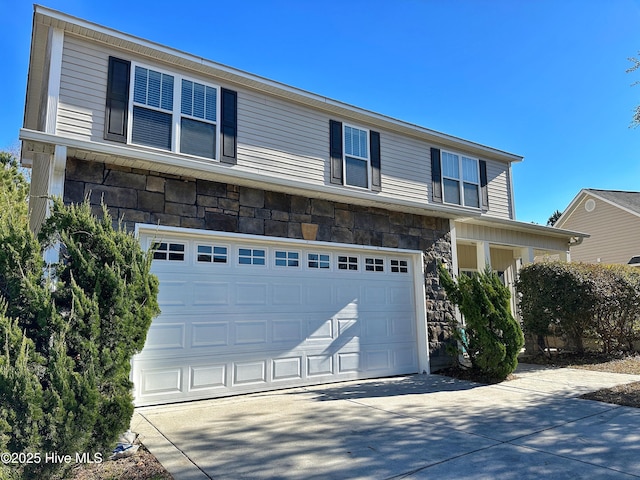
[[132, 365, 640, 479]]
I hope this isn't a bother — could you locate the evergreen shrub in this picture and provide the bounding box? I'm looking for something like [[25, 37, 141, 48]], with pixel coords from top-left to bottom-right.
[[439, 264, 524, 381]]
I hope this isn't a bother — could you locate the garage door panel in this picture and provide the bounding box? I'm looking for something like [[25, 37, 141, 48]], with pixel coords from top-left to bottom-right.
[[189, 364, 226, 391], [140, 367, 182, 396], [144, 323, 185, 350], [157, 280, 189, 308], [234, 320, 268, 345], [338, 352, 360, 373], [272, 319, 303, 343], [191, 322, 229, 347], [233, 360, 268, 385], [304, 284, 333, 305], [365, 350, 391, 371], [235, 283, 268, 305], [272, 357, 303, 380], [134, 232, 422, 406], [307, 355, 334, 376], [272, 283, 303, 305], [307, 318, 333, 340], [193, 282, 229, 306]]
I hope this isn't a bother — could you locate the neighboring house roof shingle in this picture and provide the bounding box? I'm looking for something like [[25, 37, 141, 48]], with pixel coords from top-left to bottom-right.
[[585, 189, 640, 216]]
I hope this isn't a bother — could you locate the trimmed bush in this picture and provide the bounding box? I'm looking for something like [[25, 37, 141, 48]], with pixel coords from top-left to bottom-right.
[[516, 262, 640, 355], [439, 265, 524, 381]]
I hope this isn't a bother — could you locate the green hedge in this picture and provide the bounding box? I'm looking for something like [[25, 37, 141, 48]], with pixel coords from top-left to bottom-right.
[[516, 262, 640, 354]]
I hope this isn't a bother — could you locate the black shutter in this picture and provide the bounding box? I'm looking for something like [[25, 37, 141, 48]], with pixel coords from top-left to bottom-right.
[[220, 88, 237, 164], [431, 148, 442, 203], [104, 57, 130, 143], [370, 130, 381, 192], [479, 159, 489, 210], [330, 120, 343, 184]]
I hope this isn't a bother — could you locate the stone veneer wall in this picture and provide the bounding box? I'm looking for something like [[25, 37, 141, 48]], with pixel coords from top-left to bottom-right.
[[63, 157, 455, 369]]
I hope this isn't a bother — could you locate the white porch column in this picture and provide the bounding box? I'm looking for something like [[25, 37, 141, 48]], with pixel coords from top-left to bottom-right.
[[43, 145, 67, 268], [558, 250, 570, 262], [476, 241, 491, 271]]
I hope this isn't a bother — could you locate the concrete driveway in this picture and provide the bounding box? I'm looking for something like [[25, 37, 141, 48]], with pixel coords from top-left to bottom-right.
[[132, 365, 640, 479]]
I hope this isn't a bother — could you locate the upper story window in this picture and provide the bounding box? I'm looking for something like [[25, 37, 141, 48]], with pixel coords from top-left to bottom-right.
[[132, 67, 175, 150], [344, 125, 369, 188], [441, 151, 480, 208], [131, 65, 218, 159], [180, 80, 218, 159], [104, 57, 238, 164], [329, 120, 381, 192], [431, 147, 488, 210]]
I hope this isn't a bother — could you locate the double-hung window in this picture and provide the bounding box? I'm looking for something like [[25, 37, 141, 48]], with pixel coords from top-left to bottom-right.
[[329, 120, 381, 191], [180, 80, 217, 159], [132, 66, 174, 150], [441, 151, 480, 208], [105, 57, 238, 164], [130, 64, 219, 160], [344, 125, 369, 188]]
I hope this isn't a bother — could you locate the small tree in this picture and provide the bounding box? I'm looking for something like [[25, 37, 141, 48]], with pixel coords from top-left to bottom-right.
[[439, 265, 524, 381], [0, 193, 160, 478]]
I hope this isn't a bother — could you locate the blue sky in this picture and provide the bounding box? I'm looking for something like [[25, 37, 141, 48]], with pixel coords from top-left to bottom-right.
[[2, 0, 640, 225]]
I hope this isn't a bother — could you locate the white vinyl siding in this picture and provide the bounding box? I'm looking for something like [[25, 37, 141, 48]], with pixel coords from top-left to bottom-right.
[[58, 35, 108, 141], [55, 36, 514, 217], [558, 196, 640, 265], [485, 159, 512, 219], [236, 90, 327, 185]]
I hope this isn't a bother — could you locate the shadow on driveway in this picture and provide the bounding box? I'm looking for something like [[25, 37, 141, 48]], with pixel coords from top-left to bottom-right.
[[136, 372, 640, 479]]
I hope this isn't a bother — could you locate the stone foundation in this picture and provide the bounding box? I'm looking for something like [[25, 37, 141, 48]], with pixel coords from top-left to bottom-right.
[[63, 157, 455, 369]]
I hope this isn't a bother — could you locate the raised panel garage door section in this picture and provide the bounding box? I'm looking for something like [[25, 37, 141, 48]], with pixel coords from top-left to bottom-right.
[[132, 226, 425, 406]]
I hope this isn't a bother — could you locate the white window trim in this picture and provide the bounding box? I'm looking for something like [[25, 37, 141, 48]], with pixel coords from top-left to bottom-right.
[[441, 150, 481, 209], [342, 123, 371, 190], [127, 62, 221, 161], [274, 249, 301, 268]]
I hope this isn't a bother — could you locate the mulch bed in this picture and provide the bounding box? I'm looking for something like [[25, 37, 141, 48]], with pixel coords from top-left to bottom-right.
[[68, 445, 173, 480]]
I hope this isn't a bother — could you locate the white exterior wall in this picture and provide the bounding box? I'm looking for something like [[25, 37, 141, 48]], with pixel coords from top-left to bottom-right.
[[55, 34, 514, 219]]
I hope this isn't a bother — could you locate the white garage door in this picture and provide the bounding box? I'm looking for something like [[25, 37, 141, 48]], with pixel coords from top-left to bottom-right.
[[132, 226, 425, 406]]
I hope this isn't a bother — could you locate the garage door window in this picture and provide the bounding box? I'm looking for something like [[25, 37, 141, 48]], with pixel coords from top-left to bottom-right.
[[338, 256, 358, 271], [239, 248, 266, 265], [365, 258, 384, 272], [151, 242, 185, 261], [197, 245, 228, 263], [275, 251, 299, 267], [391, 259, 408, 273], [308, 253, 330, 269]]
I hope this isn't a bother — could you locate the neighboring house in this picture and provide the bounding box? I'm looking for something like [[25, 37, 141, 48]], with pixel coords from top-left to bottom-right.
[[555, 189, 640, 265], [20, 6, 585, 406]]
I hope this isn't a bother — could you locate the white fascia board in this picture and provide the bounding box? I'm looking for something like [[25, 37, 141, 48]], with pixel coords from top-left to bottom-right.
[[457, 215, 589, 240], [554, 189, 588, 228], [32, 5, 522, 164]]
